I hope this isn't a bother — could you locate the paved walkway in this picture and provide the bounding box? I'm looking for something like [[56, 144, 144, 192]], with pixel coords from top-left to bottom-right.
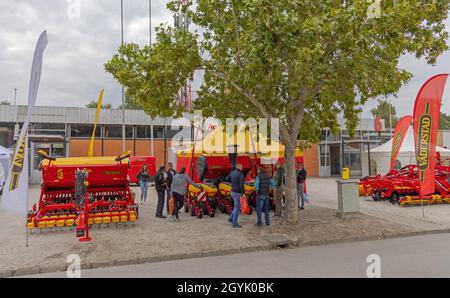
[[0, 181, 416, 276], [310, 178, 450, 231], [23, 233, 450, 278]]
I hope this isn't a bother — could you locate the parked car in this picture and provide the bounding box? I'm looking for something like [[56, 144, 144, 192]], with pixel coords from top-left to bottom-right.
[[128, 156, 156, 185]]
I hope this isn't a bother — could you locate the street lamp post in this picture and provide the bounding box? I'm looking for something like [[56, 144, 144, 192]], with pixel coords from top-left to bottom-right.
[[149, 0, 152, 46], [120, 0, 126, 153]]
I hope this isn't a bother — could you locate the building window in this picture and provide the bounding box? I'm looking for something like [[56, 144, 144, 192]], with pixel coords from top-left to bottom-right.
[[166, 126, 184, 139], [30, 123, 66, 136], [126, 126, 134, 139], [70, 125, 100, 138], [136, 126, 151, 139], [104, 125, 122, 139], [153, 126, 165, 139]]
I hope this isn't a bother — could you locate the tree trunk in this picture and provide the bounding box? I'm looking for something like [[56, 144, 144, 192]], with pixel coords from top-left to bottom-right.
[[283, 141, 298, 224]]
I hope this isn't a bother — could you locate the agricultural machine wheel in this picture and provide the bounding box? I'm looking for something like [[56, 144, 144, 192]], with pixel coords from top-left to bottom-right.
[[184, 202, 189, 213], [196, 209, 203, 219], [373, 192, 382, 202], [190, 206, 196, 217], [390, 193, 399, 204], [209, 209, 215, 218], [217, 202, 227, 214]]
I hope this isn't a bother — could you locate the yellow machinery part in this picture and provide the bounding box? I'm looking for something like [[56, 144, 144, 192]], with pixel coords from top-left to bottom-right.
[[129, 211, 137, 222], [102, 212, 111, 224], [66, 219, 75, 227], [56, 219, 66, 227], [120, 215, 128, 223], [244, 183, 254, 195], [94, 217, 102, 225]]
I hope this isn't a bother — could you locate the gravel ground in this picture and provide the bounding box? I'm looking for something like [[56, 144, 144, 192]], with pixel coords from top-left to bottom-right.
[[0, 179, 419, 274], [311, 178, 450, 231]]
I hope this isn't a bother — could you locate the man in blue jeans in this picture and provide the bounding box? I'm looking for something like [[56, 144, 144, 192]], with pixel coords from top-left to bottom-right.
[[254, 167, 273, 227], [226, 164, 245, 228]]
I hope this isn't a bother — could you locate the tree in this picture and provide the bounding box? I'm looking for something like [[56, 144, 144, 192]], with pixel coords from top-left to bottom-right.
[[440, 112, 450, 130], [118, 96, 143, 110], [0, 100, 10, 105], [371, 100, 398, 130], [105, 1, 450, 224], [85, 101, 112, 109]]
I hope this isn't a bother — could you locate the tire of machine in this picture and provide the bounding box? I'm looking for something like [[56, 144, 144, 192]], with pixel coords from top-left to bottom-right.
[[390, 193, 399, 204], [373, 191, 382, 202]]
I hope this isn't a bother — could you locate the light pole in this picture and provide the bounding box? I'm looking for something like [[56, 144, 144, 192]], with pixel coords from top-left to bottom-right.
[[13, 88, 17, 105], [149, 0, 152, 46], [120, 0, 126, 153]]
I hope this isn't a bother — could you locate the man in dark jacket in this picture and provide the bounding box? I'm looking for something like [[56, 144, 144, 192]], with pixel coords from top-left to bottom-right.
[[254, 167, 272, 227], [226, 164, 245, 228], [296, 162, 307, 210], [165, 162, 177, 215], [154, 165, 167, 218], [272, 163, 285, 218]]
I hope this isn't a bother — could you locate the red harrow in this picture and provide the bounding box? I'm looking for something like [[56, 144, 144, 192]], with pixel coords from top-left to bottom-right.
[[360, 164, 450, 207]]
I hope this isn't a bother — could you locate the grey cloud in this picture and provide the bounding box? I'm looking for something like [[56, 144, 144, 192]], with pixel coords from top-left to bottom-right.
[[1, 1, 450, 120], [0, 0, 171, 108]]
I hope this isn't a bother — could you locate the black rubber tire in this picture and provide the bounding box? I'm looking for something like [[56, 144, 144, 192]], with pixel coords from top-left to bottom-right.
[[373, 192, 382, 202], [390, 193, 399, 204]]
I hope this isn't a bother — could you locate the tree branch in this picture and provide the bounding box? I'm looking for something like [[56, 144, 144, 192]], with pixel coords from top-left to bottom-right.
[[209, 70, 293, 148]]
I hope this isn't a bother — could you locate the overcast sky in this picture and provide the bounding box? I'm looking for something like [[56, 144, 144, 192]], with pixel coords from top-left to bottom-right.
[[1, 0, 450, 122]]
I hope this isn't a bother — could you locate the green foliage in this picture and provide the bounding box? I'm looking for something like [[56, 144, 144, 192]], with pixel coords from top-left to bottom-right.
[[105, 0, 450, 222], [105, 0, 449, 147], [118, 96, 143, 110], [440, 112, 450, 130], [371, 100, 398, 129], [85, 101, 112, 109]]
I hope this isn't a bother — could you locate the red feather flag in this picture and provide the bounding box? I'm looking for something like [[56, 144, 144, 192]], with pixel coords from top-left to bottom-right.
[[413, 74, 448, 197], [390, 115, 413, 172]]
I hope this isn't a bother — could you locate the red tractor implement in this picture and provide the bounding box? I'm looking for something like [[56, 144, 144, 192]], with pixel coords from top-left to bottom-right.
[[26, 152, 138, 239]]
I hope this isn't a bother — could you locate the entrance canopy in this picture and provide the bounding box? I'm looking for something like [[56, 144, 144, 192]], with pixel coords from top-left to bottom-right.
[[361, 128, 450, 176]]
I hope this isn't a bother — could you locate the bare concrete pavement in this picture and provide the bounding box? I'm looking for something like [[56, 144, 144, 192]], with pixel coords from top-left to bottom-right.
[[23, 233, 450, 278]]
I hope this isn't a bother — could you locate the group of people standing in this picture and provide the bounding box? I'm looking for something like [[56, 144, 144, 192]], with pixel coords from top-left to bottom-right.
[[136, 162, 199, 222], [135, 161, 307, 228], [226, 161, 307, 228]]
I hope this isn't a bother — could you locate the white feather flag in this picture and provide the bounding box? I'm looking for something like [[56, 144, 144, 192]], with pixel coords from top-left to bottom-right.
[[1, 31, 48, 214]]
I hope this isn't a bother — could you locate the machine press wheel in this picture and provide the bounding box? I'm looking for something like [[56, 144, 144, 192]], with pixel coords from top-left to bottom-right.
[[373, 191, 382, 202]]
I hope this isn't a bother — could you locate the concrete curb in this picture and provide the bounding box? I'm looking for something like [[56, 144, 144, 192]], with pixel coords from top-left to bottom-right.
[[6, 228, 450, 277]]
